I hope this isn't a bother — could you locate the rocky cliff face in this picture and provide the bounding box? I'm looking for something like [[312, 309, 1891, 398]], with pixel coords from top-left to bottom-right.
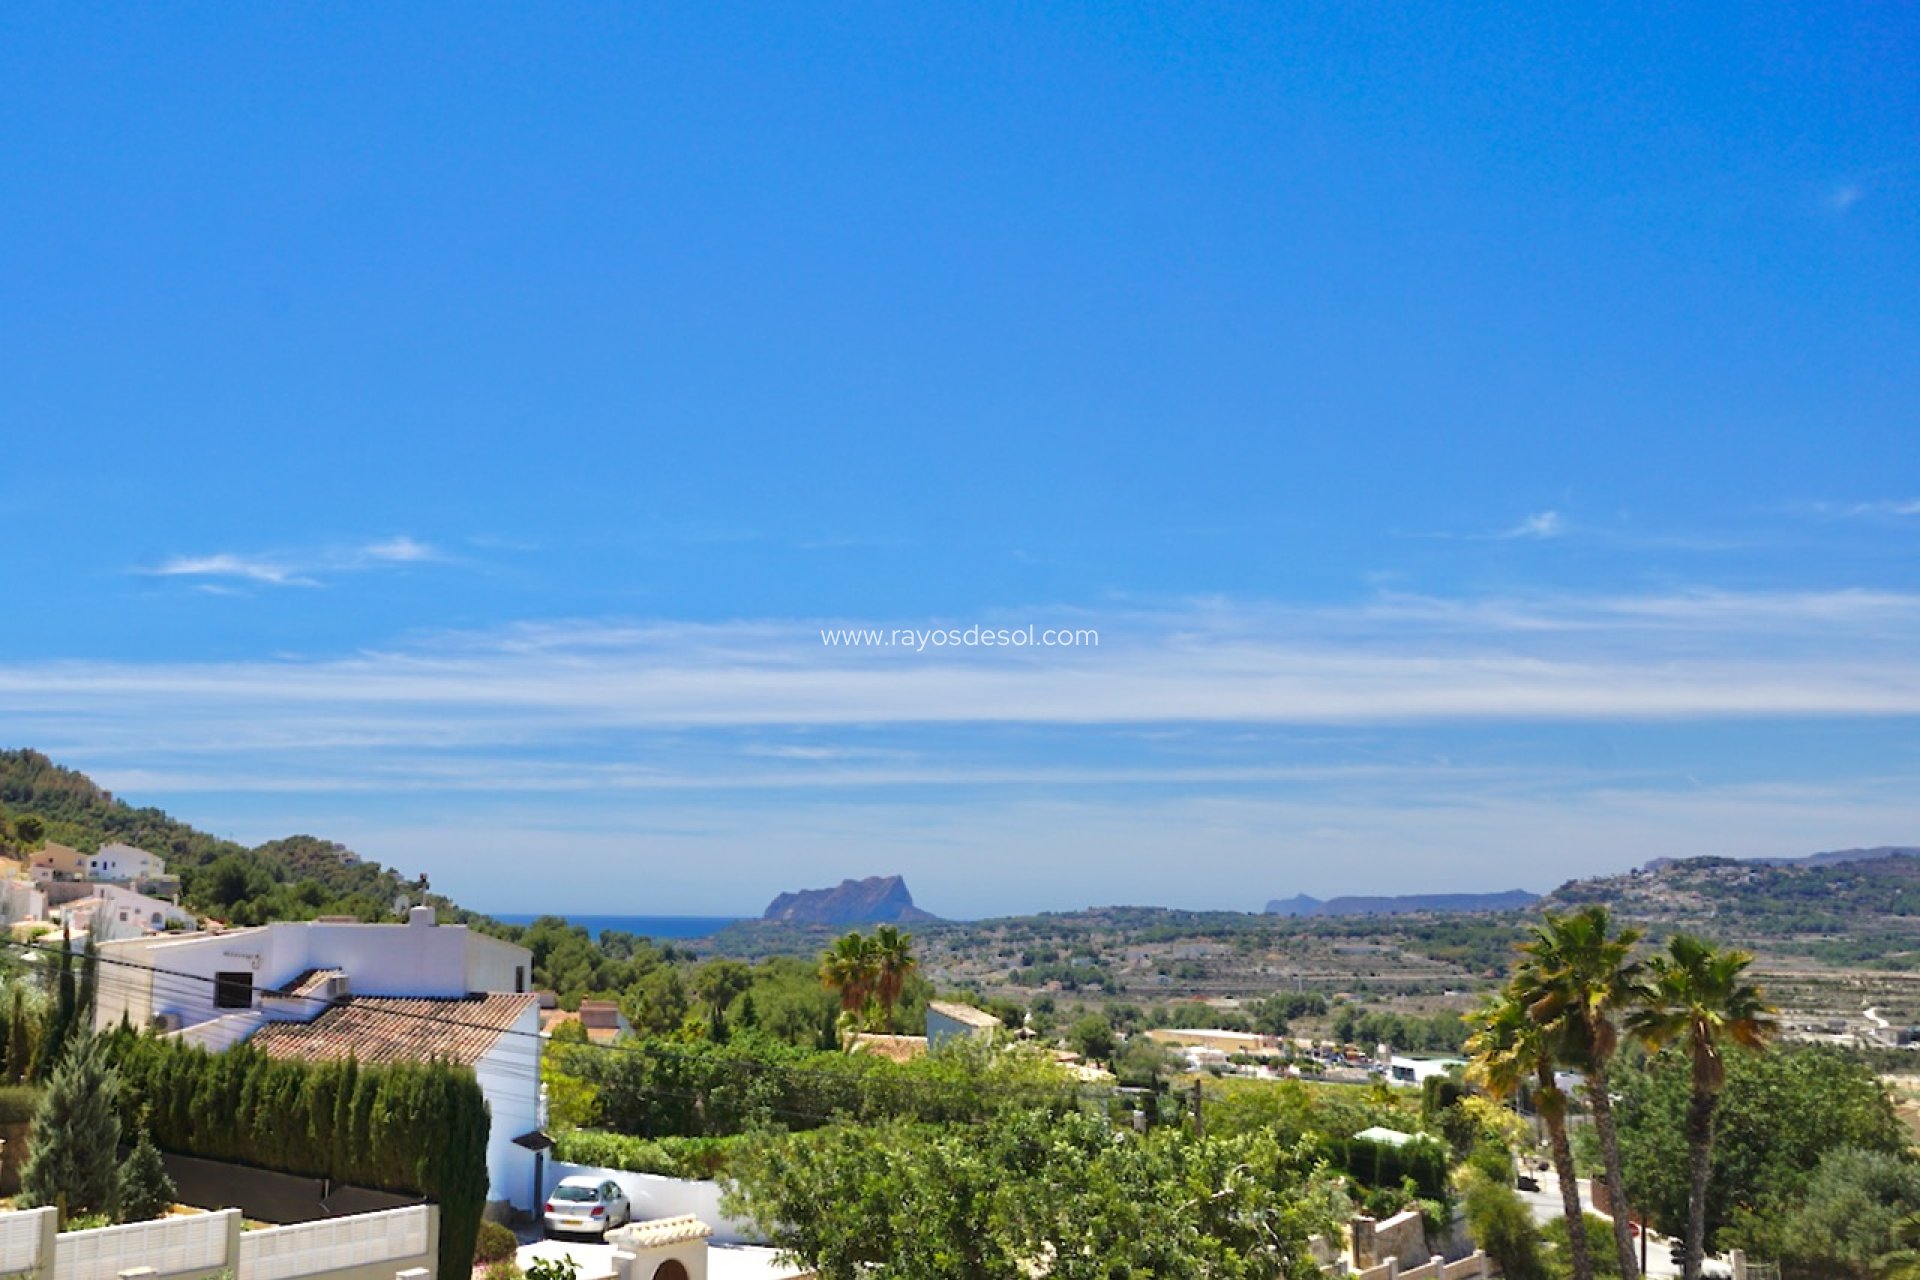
[[762, 874, 938, 925]]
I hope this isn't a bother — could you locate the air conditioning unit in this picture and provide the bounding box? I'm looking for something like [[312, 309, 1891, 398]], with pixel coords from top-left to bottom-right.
[[151, 1013, 182, 1033]]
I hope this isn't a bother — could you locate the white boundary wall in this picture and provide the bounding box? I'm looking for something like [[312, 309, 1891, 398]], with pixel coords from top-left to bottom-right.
[[0, 1204, 438, 1280], [240, 1205, 436, 1280], [55, 1210, 235, 1280]]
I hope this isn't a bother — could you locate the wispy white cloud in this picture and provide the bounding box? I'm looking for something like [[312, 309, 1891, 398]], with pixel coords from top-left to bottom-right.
[[20, 585, 1920, 912], [1792, 498, 1920, 520], [148, 552, 315, 587], [1828, 183, 1865, 212], [138, 536, 446, 589], [1502, 510, 1564, 539], [10, 588, 1920, 735], [359, 536, 439, 564]]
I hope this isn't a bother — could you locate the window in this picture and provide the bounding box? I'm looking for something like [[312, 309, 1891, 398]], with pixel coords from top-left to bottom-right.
[[213, 971, 254, 1009], [515, 965, 526, 993]]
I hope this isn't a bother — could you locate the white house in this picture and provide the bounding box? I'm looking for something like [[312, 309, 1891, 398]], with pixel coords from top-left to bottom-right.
[[93, 904, 531, 1031], [87, 841, 166, 883], [94, 906, 543, 1214], [1387, 1054, 1466, 1087], [58, 883, 196, 942], [250, 986, 543, 1216], [925, 1000, 1003, 1049], [0, 874, 44, 927]]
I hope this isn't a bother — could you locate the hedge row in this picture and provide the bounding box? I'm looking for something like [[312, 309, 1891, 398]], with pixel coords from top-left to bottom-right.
[[1323, 1132, 1450, 1202], [552, 1129, 739, 1179], [104, 1031, 490, 1278]]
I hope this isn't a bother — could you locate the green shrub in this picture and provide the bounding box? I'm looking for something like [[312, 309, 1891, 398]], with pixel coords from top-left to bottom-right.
[[1460, 1168, 1546, 1280], [1542, 1214, 1624, 1280], [481, 1260, 524, 1280], [1323, 1132, 1451, 1201], [0, 1085, 44, 1126], [551, 1129, 739, 1179], [475, 1219, 519, 1264], [118, 1121, 179, 1222]]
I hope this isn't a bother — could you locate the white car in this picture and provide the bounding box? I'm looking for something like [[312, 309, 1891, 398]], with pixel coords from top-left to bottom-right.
[[543, 1176, 632, 1237]]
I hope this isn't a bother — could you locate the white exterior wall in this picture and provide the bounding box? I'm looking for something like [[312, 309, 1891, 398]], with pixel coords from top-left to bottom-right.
[[0, 878, 45, 925], [546, 1164, 759, 1244], [67, 885, 196, 942], [466, 929, 532, 994], [95, 913, 532, 1033], [89, 842, 165, 882], [476, 1000, 545, 1211], [1388, 1056, 1466, 1086], [926, 1005, 976, 1050]]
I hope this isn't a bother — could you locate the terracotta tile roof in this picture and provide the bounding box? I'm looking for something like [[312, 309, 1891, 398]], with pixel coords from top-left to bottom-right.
[[250, 992, 536, 1068]]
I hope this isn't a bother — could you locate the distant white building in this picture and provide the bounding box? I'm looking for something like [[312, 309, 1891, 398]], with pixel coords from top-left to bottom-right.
[[94, 906, 542, 1214], [58, 883, 195, 942], [0, 863, 45, 927], [87, 842, 167, 883], [926, 1000, 1003, 1049], [1387, 1055, 1466, 1087]]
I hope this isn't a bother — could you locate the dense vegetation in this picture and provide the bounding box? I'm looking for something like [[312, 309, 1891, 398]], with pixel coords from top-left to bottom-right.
[[550, 1032, 1084, 1140], [104, 1030, 491, 1278], [1605, 1041, 1914, 1276], [723, 1108, 1352, 1280], [0, 750, 478, 927]]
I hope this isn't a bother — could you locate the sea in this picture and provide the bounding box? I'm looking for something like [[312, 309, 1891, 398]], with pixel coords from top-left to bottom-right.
[[491, 913, 746, 942]]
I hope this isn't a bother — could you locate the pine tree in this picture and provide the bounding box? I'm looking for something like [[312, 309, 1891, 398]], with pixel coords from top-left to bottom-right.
[[116, 1111, 177, 1222], [20, 1033, 123, 1224]]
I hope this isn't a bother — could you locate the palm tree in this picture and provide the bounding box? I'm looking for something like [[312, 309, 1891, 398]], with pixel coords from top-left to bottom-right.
[[1877, 1213, 1920, 1280], [1467, 985, 1594, 1280], [1515, 906, 1648, 1280], [819, 931, 879, 1035], [870, 926, 917, 1033], [1625, 934, 1775, 1280]]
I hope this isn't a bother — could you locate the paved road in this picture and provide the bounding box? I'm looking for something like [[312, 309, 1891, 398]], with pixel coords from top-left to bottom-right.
[[1513, 1165, 1713, 1279]]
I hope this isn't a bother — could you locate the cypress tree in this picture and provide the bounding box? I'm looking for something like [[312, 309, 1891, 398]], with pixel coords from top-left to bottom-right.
[[75, 936, 98, 1029], [7, 987, 33, 1084], [20, 1033, 122, 1224], [33, 926, 75, 1082]]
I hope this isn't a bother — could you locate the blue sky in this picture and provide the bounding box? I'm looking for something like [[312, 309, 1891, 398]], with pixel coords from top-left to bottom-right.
[[1, 4, 1916, 917]]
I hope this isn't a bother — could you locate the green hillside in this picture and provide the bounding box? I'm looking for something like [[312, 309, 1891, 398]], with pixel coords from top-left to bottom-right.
[[0, 748, 492, 928]]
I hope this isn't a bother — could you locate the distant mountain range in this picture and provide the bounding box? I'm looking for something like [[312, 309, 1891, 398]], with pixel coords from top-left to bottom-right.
[[1264, 889, 1539, 917], [761, 875, 939, 926], [1642, 845, 1920, 872]]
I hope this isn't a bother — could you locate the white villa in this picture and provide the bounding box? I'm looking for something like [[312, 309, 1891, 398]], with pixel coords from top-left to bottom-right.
[[59, 882, 195, 941], [94, 906, 545, 1216], [925, 1000, 1003, 1049]]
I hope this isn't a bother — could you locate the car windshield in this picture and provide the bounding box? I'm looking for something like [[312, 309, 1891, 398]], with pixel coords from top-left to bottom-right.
[[551, 1185, 598, 1202]]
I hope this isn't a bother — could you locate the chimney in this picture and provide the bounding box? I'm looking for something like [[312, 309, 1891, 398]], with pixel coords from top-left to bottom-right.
[[407, 905, 435, 928]]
